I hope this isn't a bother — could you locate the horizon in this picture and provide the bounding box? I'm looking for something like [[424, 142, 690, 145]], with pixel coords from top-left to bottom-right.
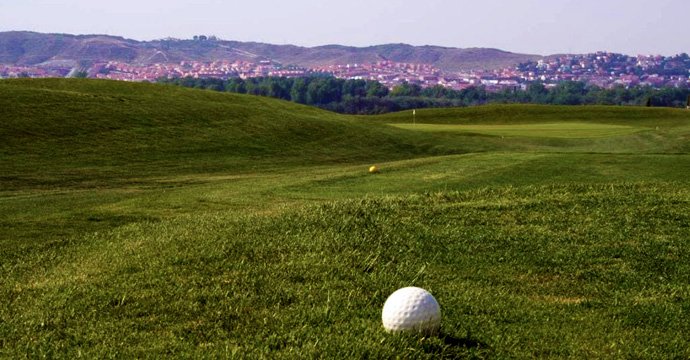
[[1, 0, 689, 57]]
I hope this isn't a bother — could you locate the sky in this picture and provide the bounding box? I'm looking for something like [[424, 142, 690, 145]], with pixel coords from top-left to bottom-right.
[[1, 0, 689, 56]]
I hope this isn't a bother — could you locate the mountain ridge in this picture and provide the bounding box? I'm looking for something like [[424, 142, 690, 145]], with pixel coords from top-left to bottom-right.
[[0, 31, 541, 72]]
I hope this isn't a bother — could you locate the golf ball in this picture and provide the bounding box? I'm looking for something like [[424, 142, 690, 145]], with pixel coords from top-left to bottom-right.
[[369, 166, 379, 173], [382, 287, 441, 334]]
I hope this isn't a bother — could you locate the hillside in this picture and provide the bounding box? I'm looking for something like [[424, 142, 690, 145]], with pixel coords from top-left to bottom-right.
[[2, 78, 688, 197], [0, 31, 540, 71], [3, 79, 690, 192], [210, 42, 541, 71], [0, 31, 139, 67], [0, 78, 439, 190], [375, 104, 690, 126]]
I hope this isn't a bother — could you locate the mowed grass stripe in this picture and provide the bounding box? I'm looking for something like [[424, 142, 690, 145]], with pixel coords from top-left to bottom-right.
[[276, 153, 690, 199], [390, 122, 646, 138]]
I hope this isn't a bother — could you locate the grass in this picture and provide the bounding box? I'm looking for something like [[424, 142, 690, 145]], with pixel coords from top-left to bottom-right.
[[390, 123, 645, 138], [372, 104, 690, 127], [3, 184, 690, 358], [2, 79, 690, 358], [0, 78, 440, 191]]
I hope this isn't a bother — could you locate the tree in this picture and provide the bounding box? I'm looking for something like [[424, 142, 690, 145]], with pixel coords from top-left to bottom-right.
[[527, 83, 547, 103], [159, 75, 690, 114], [422, 86, 451, 99], [365, 81, 389, 98], [246, 79, 268, 96], [548, 81, 587, 105], [306, 77, 343, 105], [266, 77, 292, 100], [226, 78, 246, 94], [458, 86, 487, 105], [181, 77, 197, 88], [342, 79, 367, 98], [291, 78, 309, 104], [389, 82, 422, 97]]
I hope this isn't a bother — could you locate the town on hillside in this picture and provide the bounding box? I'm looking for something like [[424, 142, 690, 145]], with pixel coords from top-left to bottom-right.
[[2, 52, 689, 91]]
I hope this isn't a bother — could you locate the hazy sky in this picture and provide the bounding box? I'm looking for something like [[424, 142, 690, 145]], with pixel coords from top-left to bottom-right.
[[2, 0, 688, 56]]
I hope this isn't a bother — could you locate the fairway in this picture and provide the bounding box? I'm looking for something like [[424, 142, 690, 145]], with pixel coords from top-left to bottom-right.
[[2, 79, 690, 359], [390, 122, 646, 138]]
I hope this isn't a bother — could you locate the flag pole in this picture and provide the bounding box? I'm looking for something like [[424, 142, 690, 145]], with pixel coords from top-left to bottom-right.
[[413, 109, 416, 127]]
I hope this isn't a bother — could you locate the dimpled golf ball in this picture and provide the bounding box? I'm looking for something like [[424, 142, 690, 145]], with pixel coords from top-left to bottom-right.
[[382, 287, 441, 334]]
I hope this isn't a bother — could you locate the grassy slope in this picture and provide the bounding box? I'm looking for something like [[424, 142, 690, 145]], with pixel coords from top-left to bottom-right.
[[2, 79, 690, 359], [390, 123, 645, 138], [0, 78, 438, 190], [374, 104, 690, 126], [372, 104, 690, 155]]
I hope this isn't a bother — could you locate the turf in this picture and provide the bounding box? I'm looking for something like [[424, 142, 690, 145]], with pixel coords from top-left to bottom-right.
[[390, 123, 645, 138], [0, 78, 438, 191], [372, 104, 690, 127], [2, 79, 690, 359]]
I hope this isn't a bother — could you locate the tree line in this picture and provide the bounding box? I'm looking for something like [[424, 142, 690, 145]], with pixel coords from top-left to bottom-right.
[[157, 76, 690, 114]]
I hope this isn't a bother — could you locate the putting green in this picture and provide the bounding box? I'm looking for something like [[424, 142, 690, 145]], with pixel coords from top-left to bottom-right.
[[390, 122, 646, 138]]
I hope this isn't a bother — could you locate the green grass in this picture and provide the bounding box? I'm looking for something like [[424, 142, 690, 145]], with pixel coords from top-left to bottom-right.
[[0, 78, 440, 191], [390, 123, 645, 138], [373, 104, 690, 127], [2, 79, 690, 359], [3, 184, 690, 358]]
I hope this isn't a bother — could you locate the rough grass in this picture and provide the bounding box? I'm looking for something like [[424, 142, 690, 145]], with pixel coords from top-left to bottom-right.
[[2, 79, 690, 359]]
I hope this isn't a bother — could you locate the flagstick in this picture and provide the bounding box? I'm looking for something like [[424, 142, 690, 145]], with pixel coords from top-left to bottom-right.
[[413, 109, 416, 127]]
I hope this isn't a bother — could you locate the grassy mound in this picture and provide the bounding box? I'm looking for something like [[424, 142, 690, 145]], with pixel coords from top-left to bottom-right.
[[0, 79, 436, 190]]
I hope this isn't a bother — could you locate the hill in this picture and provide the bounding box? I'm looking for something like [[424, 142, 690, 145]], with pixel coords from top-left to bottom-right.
[[0, 78, 444, 191], [209, 42, 540, 71], [3, 79, 690, 192], [0, 31, 540, 71], [0, 31, 139, 67]]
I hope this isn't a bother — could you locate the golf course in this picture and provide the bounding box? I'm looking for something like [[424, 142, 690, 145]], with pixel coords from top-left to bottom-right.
[[1, 78, 690, 359]]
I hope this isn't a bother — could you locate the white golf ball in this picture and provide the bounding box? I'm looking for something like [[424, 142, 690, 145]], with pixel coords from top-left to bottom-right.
[[382, 287, 441, 334]]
